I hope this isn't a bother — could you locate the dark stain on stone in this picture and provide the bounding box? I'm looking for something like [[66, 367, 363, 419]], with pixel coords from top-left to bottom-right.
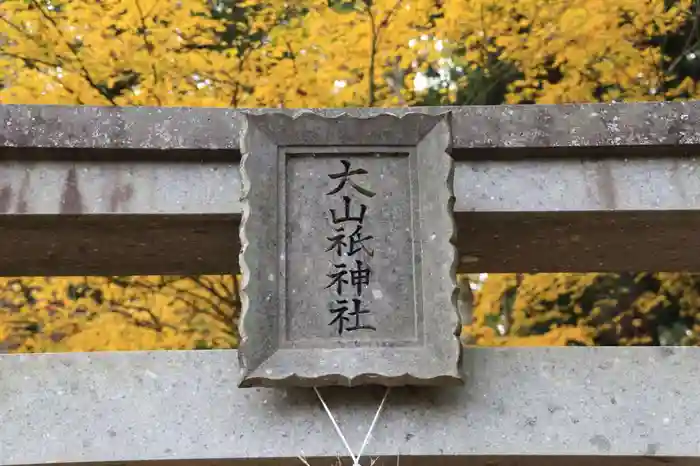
[[659, 346, 675, 358], [109, 184, 134, 213], [610, 396, 617, 405], [60, 167, 83, 214], [666, 116, 683, 146], [646, 443, 660, 455], [533, 105, 553, 147], [0, 186, 11, 213], [595, 162, 617, 209], [547, 404, 563, 414], [107, 429, 117, 438], [16, 171, 30, 214], [669, 158, 688, 201], [0, 116, 12, 146], [493, 399, 506, 415], [405, 433, 414, 441], [590, 434, 611, 452], [598, 360, 613, 370]]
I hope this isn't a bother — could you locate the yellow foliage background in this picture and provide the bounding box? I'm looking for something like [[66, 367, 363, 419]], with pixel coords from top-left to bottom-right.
[[2, 0, 700, 351]]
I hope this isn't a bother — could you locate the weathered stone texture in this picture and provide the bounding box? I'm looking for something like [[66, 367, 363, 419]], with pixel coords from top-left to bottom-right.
[[0, 347, 696, 465], [4, 101, 700, 152], [238, 112, 460, 387]]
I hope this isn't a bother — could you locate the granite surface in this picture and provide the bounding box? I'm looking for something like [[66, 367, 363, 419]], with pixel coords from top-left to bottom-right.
[[3, 101, 700, 151], [0, 347, 696, 465]]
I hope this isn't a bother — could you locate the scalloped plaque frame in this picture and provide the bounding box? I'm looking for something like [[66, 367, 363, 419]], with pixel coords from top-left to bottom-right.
[[238, 111, 462, 388]]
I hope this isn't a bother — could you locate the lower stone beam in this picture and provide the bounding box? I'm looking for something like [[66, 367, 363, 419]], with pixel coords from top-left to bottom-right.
[[0, 347, 695, 466]]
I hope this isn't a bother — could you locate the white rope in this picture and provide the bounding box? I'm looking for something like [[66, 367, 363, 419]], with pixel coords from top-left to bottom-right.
[[356, 388, 390, 460], [311, 386, 391, 466], [313, 386, 359, 464]]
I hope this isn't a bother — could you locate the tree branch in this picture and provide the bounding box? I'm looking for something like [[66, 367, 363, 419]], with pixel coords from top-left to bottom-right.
[[667, 1, 700, 75], [0, 51, 62, 68], [28, 0, 119, 105], [365, 2, 378, 106], [134, 0, 162, 105]]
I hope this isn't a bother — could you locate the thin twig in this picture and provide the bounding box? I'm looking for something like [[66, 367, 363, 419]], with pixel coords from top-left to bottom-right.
[[0, 51, 62, 68], [668, 1, 700, 74], [189, 276, 238, 309], [134, 0, 162, 105], [1, 15, 40, 42]]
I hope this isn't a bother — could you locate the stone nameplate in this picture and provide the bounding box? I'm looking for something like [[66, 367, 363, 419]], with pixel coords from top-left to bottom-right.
[[238, 112, 461, 388]]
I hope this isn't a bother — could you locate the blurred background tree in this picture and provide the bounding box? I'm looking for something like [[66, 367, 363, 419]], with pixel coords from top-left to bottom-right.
[[1, 0, 700, 351]]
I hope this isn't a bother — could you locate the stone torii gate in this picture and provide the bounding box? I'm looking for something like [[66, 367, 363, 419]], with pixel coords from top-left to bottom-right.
[[1, 101, 700, 466]]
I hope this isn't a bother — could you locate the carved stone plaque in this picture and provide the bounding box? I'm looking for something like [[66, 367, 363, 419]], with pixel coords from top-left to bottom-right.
[[238, 112, 462, 388]]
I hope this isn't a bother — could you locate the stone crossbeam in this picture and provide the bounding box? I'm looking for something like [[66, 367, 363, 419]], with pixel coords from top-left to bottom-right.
[[0, 347, 696, 466], [2, 103, 700, 466], [2, 102, 699, 152], [3, 102, 700, 275]]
